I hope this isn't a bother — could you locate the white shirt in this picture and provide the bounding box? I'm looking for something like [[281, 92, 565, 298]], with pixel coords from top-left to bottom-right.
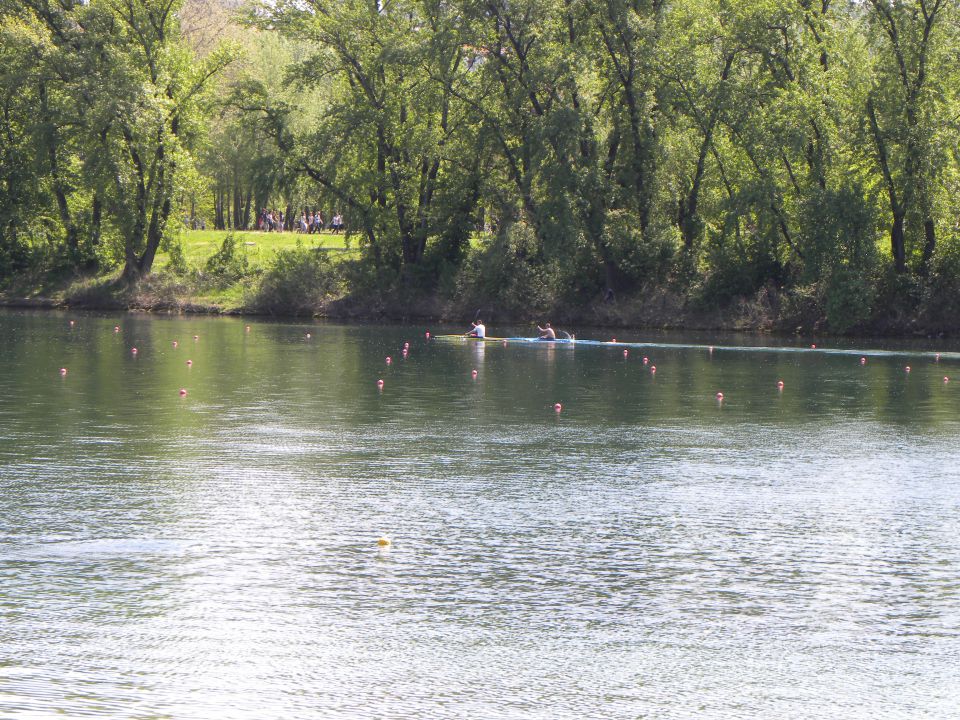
[[473, 323, 485, 338]]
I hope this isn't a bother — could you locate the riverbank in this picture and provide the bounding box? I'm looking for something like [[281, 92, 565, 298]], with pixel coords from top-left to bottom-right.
[[1, 267, 954, 339], [1, 228, 955, 337]]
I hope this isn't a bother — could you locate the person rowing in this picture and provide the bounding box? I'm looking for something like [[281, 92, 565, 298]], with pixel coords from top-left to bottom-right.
[[465, 320, 486, 338], [537, 323, 556, 340]]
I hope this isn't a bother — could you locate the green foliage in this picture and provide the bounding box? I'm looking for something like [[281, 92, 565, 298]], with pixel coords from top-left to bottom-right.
[[801, 185, 879, 280], [0, 0, 233, 282], [920, 236, 960, 330], [251, 244, 341, 315], [454, 223, 558, 316], [204, 233, 249, 283], [602, 211, 678, 287], [824, 268, 875, 334], [165, 240, 190, 276], [6, 0, 960, 333]]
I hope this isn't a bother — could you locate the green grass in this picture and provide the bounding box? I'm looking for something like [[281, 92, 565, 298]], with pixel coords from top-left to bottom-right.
[[155, 229, 357, 271]]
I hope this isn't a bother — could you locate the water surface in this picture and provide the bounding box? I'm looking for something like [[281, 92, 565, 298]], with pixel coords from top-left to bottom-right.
[[1, 311, 959, 719]]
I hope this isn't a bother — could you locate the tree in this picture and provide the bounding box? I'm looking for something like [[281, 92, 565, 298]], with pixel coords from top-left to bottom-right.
[[863, 0, 955, 275]]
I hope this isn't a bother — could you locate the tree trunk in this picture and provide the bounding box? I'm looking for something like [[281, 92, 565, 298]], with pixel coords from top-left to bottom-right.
[[138, 193, 170, 275], [214, 187, 224, 229], [233, 182, 242, 230], [39, 81, 78, 255], [242, 190, 252, 230], [891, 212, 906, 274], [120, 134, 148, 283], [91, 194, 102, 248], [920, 216, 935, 274]]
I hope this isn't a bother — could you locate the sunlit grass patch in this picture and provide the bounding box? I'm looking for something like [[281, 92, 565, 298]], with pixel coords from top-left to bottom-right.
[[155, 229, 357, 271]]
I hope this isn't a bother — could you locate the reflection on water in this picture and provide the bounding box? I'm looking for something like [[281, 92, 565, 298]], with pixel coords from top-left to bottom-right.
[[1, 310, 959, 719]]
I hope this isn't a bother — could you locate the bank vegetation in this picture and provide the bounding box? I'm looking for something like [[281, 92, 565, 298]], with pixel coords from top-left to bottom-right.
[[4, 0, 960, 334]]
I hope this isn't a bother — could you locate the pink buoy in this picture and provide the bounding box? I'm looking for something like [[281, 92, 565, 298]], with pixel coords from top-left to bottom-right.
[[811, 344, 817, 349], [172, 341, 178, 348], [554, 403, 562, 413], [650, 365, 656, 374], [716, 392, 724, 401], [377, 379, 384, 389], [471, 369, 478, 378], [186, 360, 193, 366], [860, 357, 866, 365], [944, 376, 950, 383], [386, 356, 392, 365], [623, 349, 629, 358], [113, 326, 120, 333], [905, 366, 911, 373], [777, 380, 784, 390], [643, 356, 649, 365], [404, 342, 410, 349], [178, 388, 187, 396], [59, 368, 67, 376], [131, 347, 138, 355]]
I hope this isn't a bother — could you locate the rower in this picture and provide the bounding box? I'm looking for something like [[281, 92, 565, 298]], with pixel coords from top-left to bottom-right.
[[466, 320, 486, 338], [537, 323, 556, 340]]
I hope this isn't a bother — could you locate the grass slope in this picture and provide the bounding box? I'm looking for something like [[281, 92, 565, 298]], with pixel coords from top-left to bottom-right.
[[156, 228, 356, 271]]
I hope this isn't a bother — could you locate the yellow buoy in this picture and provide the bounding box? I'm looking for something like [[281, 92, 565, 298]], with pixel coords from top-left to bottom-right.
[[377, 536, 392, 547]]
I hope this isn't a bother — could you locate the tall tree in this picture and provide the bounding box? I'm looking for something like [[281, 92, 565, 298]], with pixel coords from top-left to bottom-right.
[[864, 0, 954, 275]]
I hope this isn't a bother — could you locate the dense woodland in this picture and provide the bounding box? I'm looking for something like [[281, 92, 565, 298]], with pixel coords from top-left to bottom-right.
[[3, 0, 960, 332]]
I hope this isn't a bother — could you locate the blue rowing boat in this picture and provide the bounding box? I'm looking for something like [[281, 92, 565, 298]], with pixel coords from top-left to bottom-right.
[[430, 334, 957, 360]]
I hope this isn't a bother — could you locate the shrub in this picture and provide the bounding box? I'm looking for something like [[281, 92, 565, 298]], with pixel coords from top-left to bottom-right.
[[250, 244, 341, 315], [204, 233, 248, 283], [824, 267, 874, 333], [601, 211, 677, 287], [920, 236, 960, 332], [165, 239, 189, 275], [453, 222, 558, 317]]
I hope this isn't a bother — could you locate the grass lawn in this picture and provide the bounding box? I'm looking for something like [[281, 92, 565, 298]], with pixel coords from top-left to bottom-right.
[[154, 229, 358, 271]]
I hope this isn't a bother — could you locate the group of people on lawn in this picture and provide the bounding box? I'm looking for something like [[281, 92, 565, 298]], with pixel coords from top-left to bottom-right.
[[295, 211, 344, 234], [258, 209, 344, 234]]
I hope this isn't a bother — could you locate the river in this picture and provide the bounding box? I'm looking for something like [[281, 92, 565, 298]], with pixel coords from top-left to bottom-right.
[[1, 310, 958, 719]]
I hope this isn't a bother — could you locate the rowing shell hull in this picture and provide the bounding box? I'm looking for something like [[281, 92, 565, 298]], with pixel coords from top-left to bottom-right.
[[429, 334, 957, 360]]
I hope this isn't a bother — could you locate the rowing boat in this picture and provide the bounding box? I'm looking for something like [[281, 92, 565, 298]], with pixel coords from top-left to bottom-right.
[[433, 334, 578, 344], [430, 334, 959, 359]]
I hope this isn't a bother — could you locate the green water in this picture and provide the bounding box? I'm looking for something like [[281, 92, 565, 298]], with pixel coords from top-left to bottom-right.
[[1, 310, 959, 719]]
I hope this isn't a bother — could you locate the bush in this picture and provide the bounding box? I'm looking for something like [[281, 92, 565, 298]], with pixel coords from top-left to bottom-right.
[[165, 239, 189, 275], [601, 211, 677, 287], [249, 244, 341, 315], [920, 237, 960, 332], [824, 267, 874, 333], [204, 233, 248, 283], [453, 222, 558, 317]]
